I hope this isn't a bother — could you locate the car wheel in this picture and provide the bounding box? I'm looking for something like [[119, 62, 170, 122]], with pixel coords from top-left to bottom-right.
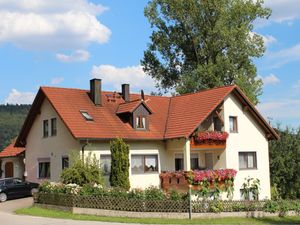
[[30, 188, 38, 196], [0, 193, 7, 202]]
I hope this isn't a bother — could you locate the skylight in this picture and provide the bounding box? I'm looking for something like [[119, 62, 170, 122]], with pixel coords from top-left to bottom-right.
[[80, 111, 93, 121]]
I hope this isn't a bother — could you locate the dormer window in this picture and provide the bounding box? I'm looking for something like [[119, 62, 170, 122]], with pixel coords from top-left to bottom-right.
[[116, 99, 152, 131], [80, 110, 93, 121], [136, 116, 146, 129]]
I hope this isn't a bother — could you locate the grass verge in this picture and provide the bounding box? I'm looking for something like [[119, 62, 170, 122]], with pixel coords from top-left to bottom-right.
[[16, 206, 300, 224]]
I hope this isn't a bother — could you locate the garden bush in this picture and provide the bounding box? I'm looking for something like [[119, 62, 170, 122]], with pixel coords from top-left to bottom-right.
[[60, 152, 104, 186], [110, 138, 130, 190]]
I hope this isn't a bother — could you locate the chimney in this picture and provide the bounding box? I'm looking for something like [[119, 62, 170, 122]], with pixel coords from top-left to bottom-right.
[[121, 84, 130, 102], [90, 79, 102, 106]]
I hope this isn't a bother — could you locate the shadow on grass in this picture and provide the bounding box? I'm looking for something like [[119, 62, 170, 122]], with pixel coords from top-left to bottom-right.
[[252, 216, 300, 224]]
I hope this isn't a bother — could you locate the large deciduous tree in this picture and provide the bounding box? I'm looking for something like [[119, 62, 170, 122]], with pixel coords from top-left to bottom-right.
[[269, 127, 300, 199], [142, 0, 271, 104]]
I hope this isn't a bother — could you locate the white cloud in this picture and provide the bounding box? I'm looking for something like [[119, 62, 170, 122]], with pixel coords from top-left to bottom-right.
[[4, 89, 35, 104], [266, 44, 300, 68], [51, 77, 64, 85], [293, 80, 300, 89], [56, 50, 90, 62], [0, 0, 111, 50], [265, 0, 300, 23], [261, 35, 277, 46], [91, 65, 156, 93], [260, 74, 280, 85], [258, 99, 300, 120]]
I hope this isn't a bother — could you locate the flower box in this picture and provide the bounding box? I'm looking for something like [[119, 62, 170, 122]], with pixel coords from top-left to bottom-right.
[[191, 131, 229, 149]]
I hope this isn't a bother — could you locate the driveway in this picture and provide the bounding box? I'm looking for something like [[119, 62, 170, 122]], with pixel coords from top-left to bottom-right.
[[0, 197, 138, 225]]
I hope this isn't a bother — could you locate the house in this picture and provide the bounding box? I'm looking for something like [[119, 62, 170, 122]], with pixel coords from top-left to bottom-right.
[[0, 141, 25, 179], [15, 79, 279, 200]]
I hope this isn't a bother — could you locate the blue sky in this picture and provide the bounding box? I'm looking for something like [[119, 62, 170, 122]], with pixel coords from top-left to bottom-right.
[[0, 0, 299, 128]]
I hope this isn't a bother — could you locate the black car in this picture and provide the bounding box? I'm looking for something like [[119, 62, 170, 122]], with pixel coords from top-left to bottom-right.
[[0, 178, 39, 202]]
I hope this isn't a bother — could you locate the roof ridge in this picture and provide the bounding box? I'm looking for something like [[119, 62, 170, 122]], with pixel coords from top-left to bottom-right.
[[170, 85, 236, 99], [163, 97, 172, 138], [118, 99, 141, 105]]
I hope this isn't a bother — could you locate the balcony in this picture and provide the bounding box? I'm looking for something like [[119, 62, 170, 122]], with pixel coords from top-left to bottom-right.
[[190, 131, 229, 149]]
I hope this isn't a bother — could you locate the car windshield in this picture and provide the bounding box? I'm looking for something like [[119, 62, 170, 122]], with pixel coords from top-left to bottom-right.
[[0, 180, 4, 186], [5, 179, 13, 185], [13, 178, 23, 184]]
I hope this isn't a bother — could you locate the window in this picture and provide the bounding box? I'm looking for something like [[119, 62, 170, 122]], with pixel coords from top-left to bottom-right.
[[229, 116, 238, 133], [80, 110, 93, 121], [43, 120, 49, 137], [175, 153, 184, 171], [240, 189, 258, 200], [38, 159, 50, 179], [190, 153, 199, 170], [239, 152, 257, 169], [131, 155, 158, 174], [62, 156, 69, 170], [100, 155, 111, 176], [51, 118, 57, 136], [213, 117, 222, 132], [135, 116, 146, 129], [175, 153, 199, 171]]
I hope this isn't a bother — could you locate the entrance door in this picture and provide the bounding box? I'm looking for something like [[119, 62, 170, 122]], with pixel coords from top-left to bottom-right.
[[205, 153, 213, 169], [5, 162, 14, 178]]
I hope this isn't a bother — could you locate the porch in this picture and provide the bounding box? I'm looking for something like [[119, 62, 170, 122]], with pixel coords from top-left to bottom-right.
[[161, 131, 229, 192]]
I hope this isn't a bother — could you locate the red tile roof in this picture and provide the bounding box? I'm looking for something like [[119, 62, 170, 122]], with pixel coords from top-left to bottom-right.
[[0, 141, 25, 158], [116, 100, 152, 114], [15, 84, 279, 147]]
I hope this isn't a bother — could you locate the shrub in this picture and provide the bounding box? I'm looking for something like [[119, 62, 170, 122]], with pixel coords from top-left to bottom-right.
[[60, 152, 104, 186], [144, 186, 166, 200], [110, 138, 130, 190], [209, 200, 224, 213]]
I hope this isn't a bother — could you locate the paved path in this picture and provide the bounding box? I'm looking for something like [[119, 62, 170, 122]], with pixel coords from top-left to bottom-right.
[[0, 197, 139, 225]]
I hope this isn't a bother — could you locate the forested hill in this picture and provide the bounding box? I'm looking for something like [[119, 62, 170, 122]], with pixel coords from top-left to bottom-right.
[[0, 104, 31, 150]]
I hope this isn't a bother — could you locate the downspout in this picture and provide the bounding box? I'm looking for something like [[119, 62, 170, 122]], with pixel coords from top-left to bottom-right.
[[81, 140, 89, 161]]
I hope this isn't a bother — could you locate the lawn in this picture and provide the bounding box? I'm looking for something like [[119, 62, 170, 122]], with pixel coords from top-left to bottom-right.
[[16, 206, 300, 224]]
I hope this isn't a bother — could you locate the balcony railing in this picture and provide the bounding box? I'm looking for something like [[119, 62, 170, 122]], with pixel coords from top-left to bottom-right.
[[160, 169, 237, 193], [190, 131, 229, 149]]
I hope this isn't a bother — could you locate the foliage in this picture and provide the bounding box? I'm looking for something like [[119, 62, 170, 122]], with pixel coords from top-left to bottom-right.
[[264, 200, 300, 217], [110, 138, 130, 190], [240, 177, 260, 200], [142, 0, 271, 104], [144, 186, 166, 200], [60, 152, 104, 186], [209, 200, 224, 213], [269, 126, 300, 199], [0, 104, 31, 150]]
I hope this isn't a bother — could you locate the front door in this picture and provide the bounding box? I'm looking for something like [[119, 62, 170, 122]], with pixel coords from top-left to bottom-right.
[[205, 153, 213, 169], [5, 162, 14, 178]]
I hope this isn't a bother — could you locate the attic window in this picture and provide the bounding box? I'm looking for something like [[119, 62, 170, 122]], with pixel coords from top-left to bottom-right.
[[80, 111, 93, 121]]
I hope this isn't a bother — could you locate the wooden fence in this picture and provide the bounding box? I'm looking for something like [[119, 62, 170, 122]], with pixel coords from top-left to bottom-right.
[[35, 193, 279, 213]]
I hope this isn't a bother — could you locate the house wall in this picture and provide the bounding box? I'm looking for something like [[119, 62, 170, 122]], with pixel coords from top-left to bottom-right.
[[0, 157, 24, 179], [223, 93, 271, 200], [85, 140, 166, 189], [25, 98, 80, 183]]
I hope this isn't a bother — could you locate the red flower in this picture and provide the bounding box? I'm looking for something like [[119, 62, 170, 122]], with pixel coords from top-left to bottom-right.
[[196, 131, 229, 142]]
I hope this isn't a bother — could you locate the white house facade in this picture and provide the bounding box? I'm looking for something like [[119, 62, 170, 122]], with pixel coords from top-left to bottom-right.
[[15, 79, 279, 200]]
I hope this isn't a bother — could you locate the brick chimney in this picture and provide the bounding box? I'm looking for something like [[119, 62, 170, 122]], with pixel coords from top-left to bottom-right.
[[121, 84, 130, 102], [90, 79, 102, 106]]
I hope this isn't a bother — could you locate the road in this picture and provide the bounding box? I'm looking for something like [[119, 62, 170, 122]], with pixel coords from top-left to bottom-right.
[[0, 197, 138, 225]]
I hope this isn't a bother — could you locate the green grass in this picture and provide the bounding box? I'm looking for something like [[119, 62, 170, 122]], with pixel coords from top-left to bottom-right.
[[16, 206, 300, 224]]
